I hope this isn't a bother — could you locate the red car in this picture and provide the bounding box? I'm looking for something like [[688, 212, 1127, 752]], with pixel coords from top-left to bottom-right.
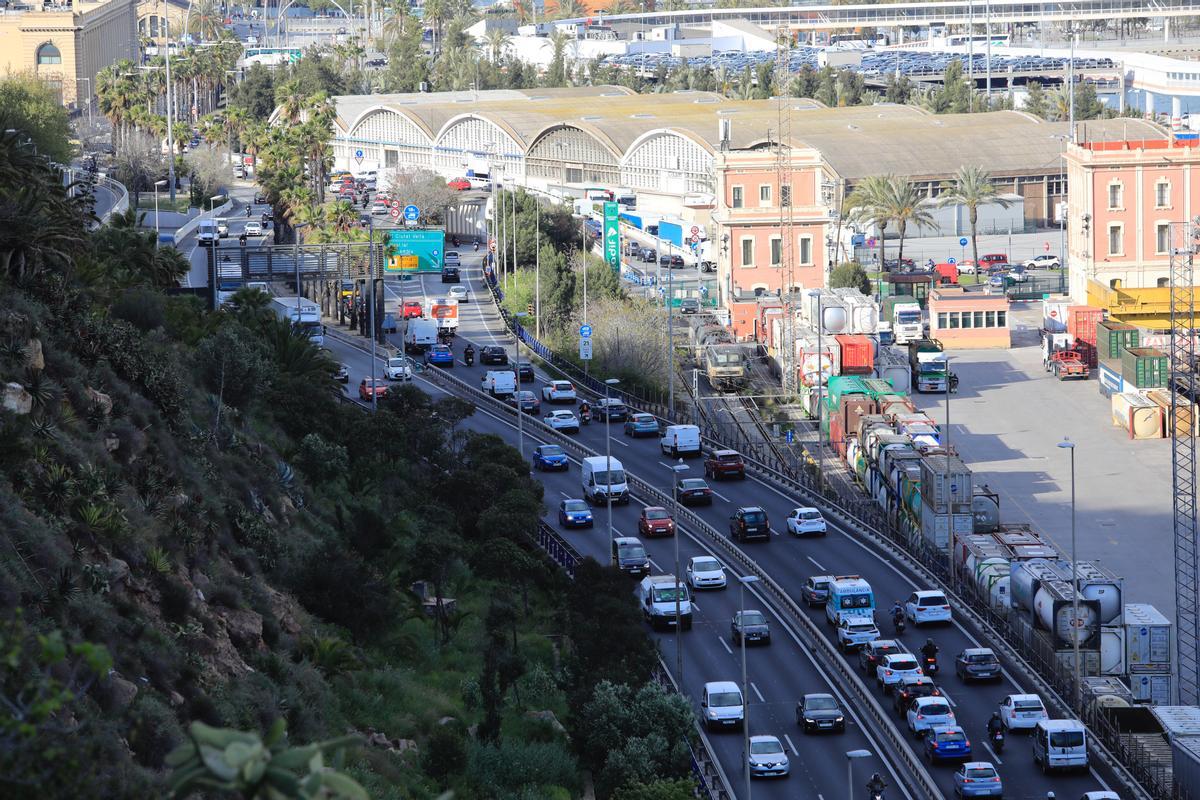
[[401, 300, 423, 319], [358, 378, 388, 401], [638, 507, 675, 537], [447, 178, 471, 191], [704, 449, 746, 480]]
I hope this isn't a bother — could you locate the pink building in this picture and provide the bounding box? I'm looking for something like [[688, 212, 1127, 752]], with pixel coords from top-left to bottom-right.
[[928, 287, 1011, 349]]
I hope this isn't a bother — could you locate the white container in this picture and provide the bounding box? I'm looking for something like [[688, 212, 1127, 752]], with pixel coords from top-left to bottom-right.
[[1125, 603, 1173, 673], [795, 332, 840, 386], [1173, 737, 1200, 800], [920, 507, 973, 549], [1150, 706, 1200, 737], [1131, 673, 1173, 705], [1042, 296, 1070, 333], [1099, 625, 1127, 676]]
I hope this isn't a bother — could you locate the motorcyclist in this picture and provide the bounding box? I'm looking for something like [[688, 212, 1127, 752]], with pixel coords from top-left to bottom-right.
[[920, 638, 939, 661], [245, 205, 251, 217], [474, 240, 480, 252], [987, 711, 1004, 737], [579, 400, 591, 421], [867, 773, 887, 796], [890, 601, 904, 623], [464, 344, 475, 365]]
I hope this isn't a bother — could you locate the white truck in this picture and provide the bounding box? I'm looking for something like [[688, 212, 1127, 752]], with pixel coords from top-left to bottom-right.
[[424, 297, 459, 335], [269, 296, 323, 345], [404, 318, 439, 353], [197, 218, 219, 247], [892, 302, 923, 345], [636, 575, 693, 630]]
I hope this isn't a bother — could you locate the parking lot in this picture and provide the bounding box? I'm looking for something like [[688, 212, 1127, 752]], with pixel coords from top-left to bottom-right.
[[908, 301, 1175, 615]]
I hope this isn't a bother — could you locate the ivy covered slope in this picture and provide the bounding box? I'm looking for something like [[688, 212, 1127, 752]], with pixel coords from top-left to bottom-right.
[[0, 133, 697, 799]]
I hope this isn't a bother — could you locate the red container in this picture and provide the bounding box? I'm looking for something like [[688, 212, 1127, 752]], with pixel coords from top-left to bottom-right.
[[829, 412, 846, 460], [1075, 341, 1098, 369], [835, 334, 875, 375], [1067, 306, 1104, 345], [839, 396, 875, 456]]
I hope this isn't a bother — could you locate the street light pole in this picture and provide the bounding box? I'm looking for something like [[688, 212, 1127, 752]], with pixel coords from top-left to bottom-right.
[[1059, 437, 1079, 707], [846, 749, 872, 799], [154, 179, 167, 246], [535, 198, 541, 340], [605, 378, 620, 543], [669, 459, 689, 683], [739, 574, 760, 800], [369, 217, 378, 412], [163, 2, 176, 203]]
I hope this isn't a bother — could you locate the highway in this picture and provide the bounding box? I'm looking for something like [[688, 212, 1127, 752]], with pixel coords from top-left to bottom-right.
[[309, 251, 1125, 800]]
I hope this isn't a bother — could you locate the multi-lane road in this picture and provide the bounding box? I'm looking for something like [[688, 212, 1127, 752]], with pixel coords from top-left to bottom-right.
[[310, 251, 1124, 800]]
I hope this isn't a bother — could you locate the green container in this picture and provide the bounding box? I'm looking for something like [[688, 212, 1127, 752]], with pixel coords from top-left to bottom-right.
[[860, 378, 899, 400], [1120, 347, 1169, 389], [825, 376, 869, 410], [1096, 320, 1140, 362]]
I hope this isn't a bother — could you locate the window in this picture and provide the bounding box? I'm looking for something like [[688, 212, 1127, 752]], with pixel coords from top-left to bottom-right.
[[996, 310, 1007, 327], [1108, 183, 1123, 210], [937, 312, 949, 329], [960, 311, 973, 328], [740, 238, 754, 267], [36, 43, 61, 65], [1157, 223, 1171, 255], [1108, 224, 1123, 256], [973, 311, 985, 328], [985, 311, 996, 327], [769, 237, 782, 266], [948, 312, 960, 329], [731, 186, 744, 209], [1156, 181, 1171, 208], [384, 149, 399, 168], [758, 185, 772, 206], [799, 236, 813, 265], [780, 184, 792, 207]]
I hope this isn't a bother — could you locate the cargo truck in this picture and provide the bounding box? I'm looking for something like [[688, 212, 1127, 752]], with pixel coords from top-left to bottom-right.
[[907, 339, 955, 393], [424, 297, 459, 335], [892, 302, 923, 344], [269, 296, 323, 345]]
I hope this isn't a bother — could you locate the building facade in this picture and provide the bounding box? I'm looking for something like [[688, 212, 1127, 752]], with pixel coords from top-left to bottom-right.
[[1065, 136, 1196, 304], [928, 286, 1011, 349], [0, 0, 137, 110]]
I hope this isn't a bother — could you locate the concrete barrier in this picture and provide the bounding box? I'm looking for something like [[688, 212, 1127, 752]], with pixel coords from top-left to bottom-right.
[[173, 196, 234, 244]]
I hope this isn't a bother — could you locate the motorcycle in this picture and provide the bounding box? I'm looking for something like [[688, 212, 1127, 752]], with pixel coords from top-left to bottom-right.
[[464, 349, 474, 367], [892, 612, 906, 635], [474, 241, 480, 252], [989, 728, 1005, 753], [922, 655, 938, 674], [580, 407, 591, 425], [245, 205, 251, 217]]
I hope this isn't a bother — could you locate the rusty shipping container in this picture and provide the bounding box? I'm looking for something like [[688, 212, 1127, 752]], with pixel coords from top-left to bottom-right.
[[834, 334, 875, 375]]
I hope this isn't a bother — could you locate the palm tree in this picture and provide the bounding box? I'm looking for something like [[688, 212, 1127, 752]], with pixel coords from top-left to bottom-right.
[[881, 177, 934, 268], [938, 165, 1014, 275], [424, 0, 448, 57], [847, 174, 893, 300], [187, 0, 224, 42], [484, 29, 511, 65], [608, 0, 636, 13], [553, 0, 585, 19], [274, 78, 307, 124]]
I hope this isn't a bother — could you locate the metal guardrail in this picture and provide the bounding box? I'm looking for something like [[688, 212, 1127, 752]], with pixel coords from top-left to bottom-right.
[[417, 361, 941, 800], [96, 174, 128, 222]]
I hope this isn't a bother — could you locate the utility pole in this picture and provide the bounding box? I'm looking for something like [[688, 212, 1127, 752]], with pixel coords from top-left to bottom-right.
[[163, 0, 176, 203], [775, 28, 798, 399]]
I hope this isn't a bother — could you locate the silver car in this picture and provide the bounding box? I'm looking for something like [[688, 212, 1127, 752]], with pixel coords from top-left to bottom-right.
[[747, 735, 790, 778]]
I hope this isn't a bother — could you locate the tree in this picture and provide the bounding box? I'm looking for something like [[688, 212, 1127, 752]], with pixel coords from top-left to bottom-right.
[[386, 168, 461, 225], [880, 176, 934, 267], [112, 130, 166, 209], [195, 323, 270, 413], [184, 144, 229, 202], [1023, 81, 1048, 119], [829, 262, 871, 295], [0, 75, 76, 163], [938, 165, 1014, 273], [546, 29, 574, 87], [613, 778, 698, 800], [847, 173, 893, 295], [229, 64, 277, 122]]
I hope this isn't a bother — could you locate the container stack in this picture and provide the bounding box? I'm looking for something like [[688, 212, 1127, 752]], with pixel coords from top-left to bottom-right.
[[1112, 392, 1165, 440], [1096, 320, 1140, 362], [834, 334, 875, 376], [1144, 388, 1200, 437], [1121, 347, 1169, 390], [1123, 604, 1173, 704], [917, 454, 973, 550], [1067, 305, 1105, 368]]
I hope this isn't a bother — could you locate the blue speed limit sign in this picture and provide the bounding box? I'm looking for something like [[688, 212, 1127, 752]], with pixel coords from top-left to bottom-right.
[[403, 205, 420, 221]]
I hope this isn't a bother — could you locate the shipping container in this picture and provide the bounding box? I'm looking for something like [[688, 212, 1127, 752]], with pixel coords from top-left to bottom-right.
[[1120, 346, 1169, 389], [1144, 388, 1200, 437], [919, 505, 973, 550], [918, 453, 973, 512], [1099, 626, 1127, 676], [1080, 675, 1134, 709], [798, 290, 850, 335], [795, 328, 841, 386], [1125, 603, 1173, 674], [1067, 561, 1124, 624], [1149, 706, 1200, 737], [972, 485, 1000, 533], [1042, 296, 1070, 333], [839, 396, 875, 448], [1011, 560, 1101, 647], [1097, 362, 1125, 396], [1096, 320, 1140, 362], [1172, 735, 1200, 800], [1130, 673, 1174, 705], [873, 346, 911, 391], [860, 377, 900, 400], [1112, 392, 1165, 439], [1067, 305, 1105, 345], [835, 334, 874, 375], [825, 375, 869, 408], [829, 412, 846, 459]]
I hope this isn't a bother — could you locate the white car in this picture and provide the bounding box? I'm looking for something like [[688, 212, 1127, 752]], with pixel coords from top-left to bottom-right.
[[1080, 793, 1121, 800], [244, 220, 263, 236], [876, 653, 922, 693], [246, 35, 258, 45], [955, 260, 977, 275], [447, 285, 468, 302], [906, 696, 955, 737], [1023, 254, 1061, 269], [786, 507, 827, 536], [384, 356, 413, 381], [543, 409, 579, 433], [370, 203, 388, 215], [836, 617, 879, 652], [216, 219, 229, 237], [541, 380, 577, 404], [905, 590, 952, 626], [999, 693, 1048, 731], [686, 556, 726, 590], [747, 734, 790, 778]]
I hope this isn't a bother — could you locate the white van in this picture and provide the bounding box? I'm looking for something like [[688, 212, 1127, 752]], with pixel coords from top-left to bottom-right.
[[701, 681, 744, 731], [637, 575, 692, 630], [481, 370, 516, 398], [403, 318, 439, 354], [581, 455, 629, 506], [1032, 719, 1088, 772], [197, 219, 219, 246], [660, 424, 701, 457]]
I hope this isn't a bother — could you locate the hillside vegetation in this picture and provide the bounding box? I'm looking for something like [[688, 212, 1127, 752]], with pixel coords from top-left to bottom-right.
[[0, 113, 694, 799]]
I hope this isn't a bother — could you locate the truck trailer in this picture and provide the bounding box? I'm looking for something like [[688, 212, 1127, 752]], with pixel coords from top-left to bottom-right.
[[269, 296, 323, 345]]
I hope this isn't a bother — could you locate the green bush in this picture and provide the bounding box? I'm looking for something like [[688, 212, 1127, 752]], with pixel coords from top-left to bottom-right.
[[830, 261, 871, 295], [422, 723, 467, 785], [112, 288, 166, 332], [467, 739, 580, 800]]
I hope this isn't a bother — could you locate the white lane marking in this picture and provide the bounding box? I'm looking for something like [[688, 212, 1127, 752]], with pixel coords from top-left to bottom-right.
[[649, 558, 663, 571], [691, 601, 699, 612], [807, 556, 827, 571], [771, 528, 781, 537], [559, 491, 570, 498], [938, 689, 956, 708], [980, 741, 1003, 765], [783, 734, 799, 756], [750, 682, 765, 703], [719, 637, 734, 655]]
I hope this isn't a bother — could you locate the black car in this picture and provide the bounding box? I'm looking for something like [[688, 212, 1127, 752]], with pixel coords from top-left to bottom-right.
[[679, 298, 700, 315], [254, 192, 267, 205], [858, 639, 903, 675], [441, 266, 460, 283], [640, 248, 657, 263], [729, 506, 770, 542], [515, 362, 534, 382], [480, 346, 509, 365], [669, 255, 685, 268], [954, 648, 1002, 682], [796, 693, 845, 734], [676, 477, 713, 506], [731, 610, 770, 645], [596, 398, 628, 422], [892, 676, 941, 714]]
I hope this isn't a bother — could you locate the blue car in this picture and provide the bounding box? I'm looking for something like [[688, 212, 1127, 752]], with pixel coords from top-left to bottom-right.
[[532, 444, 569, 472], [558, 498, 593, 528], [425, 344, 454, 367], [924, 725, 971, 764], [952, 762, 1003, 797], [623, 412, 659, 437]]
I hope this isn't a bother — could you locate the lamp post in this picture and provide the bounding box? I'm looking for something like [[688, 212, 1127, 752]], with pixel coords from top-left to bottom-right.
[[668, 459, 689, 682], [154, 179, 168, 246], [535, 197, 541, 340], [77, 77, 93, 129], [846, 749, 873, 799], [738, 574, 760, 800], [605, 377, 620, 543], [1058, 437, 1079, 707], [162, 1, 176, 203], [368, 215, 378, 412], [513, 313, 530, 459]]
